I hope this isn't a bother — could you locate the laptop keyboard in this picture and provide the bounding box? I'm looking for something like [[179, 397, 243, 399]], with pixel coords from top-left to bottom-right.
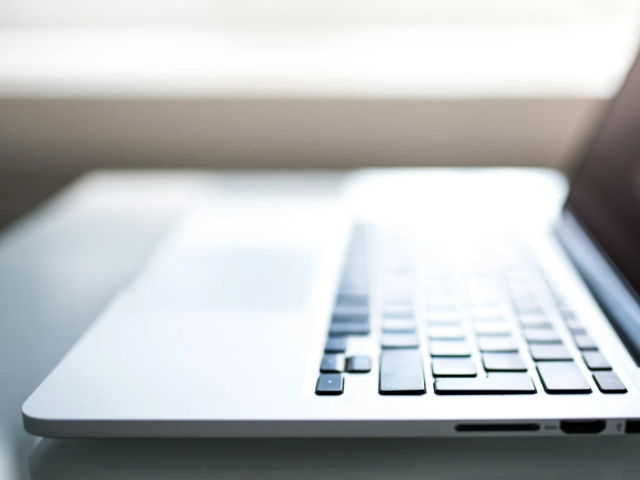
[[315, 224, 628, 396]]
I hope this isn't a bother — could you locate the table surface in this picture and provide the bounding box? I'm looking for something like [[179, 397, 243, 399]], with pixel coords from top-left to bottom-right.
[[2, 170, 640, 480]]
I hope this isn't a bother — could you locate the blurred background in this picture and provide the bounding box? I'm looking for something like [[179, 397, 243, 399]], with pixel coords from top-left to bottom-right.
[[1, 0, 640, 228]]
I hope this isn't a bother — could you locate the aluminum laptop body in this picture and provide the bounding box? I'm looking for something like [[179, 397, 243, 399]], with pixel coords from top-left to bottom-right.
[[22, 49, 640, 438]]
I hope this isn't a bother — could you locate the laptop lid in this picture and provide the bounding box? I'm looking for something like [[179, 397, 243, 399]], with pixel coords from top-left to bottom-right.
[[560, 41, 640, 364]]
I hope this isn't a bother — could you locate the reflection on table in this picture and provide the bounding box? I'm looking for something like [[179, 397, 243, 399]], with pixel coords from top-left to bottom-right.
[[30, 436, 640, 480]]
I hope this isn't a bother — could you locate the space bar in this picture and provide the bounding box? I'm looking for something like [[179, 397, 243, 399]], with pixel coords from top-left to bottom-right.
[[434, 374, 536, 395]]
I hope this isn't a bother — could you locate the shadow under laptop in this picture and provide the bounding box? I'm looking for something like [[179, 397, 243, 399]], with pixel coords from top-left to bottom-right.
[[28, 436, 640, 480]]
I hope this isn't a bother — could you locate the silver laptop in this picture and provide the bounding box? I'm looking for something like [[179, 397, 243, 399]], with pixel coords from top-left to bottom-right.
[[22, 49, 640, 438]]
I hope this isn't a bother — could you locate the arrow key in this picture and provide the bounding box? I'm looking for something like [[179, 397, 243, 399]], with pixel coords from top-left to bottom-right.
[[315, 374, 344, 395]]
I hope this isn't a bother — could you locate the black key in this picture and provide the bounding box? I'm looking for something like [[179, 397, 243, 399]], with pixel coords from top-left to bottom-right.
[[530, 344, 572, 361], [333, 304, 369, 317], [434, 373, 536, 395], [315, 374, 344, 395], [338, 284, 368, 298], [428, 326, 465, 340], [524, 327, 562, 344], [482, 353, 527, 372], [330, 323, 369, 336], [383, 306, 413, 318], [320, 354, 344, 373], [582, 351, 611, 371], [536, 362, 591, 393], [379, 350, 426, 394], [593, 371, 627, 393], [332, 313, 369, 323], [382, 333, 419, 349], [574, 333, 598, 350], [324, 336, 347, 353], [431, 358, 477, 377], [477, 336, 518, 353], [429, 340, 471, 357], [336, 294, 368, 306], [382, 319, 416, 333], [346, 355, 371, 373], [519, 314, 552, 329]]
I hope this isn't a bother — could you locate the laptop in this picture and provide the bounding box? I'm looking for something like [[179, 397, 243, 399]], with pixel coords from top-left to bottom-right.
[[22, 48, 640, 438]]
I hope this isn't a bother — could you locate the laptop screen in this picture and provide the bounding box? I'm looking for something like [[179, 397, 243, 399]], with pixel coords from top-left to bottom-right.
[[567, 48, 640, 296]]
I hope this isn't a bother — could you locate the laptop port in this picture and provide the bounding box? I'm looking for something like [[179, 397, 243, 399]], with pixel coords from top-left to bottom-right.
[[626, 420, 640, 433], [560, 420, 606, 434]]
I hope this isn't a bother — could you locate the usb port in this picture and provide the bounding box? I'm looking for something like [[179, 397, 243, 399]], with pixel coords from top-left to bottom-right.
[[560, 420, 606, 434]]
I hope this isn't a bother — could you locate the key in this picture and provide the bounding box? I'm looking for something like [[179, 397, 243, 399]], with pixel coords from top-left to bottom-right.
[[333, 304, 369, 317], [345, 355, 371, 373], [477, 336, 518, 352], [324, 336, 347, 353], [384, 306, 414, 319], [379, 350, 426, 394], [428, 326, 466, 340], [565, 318, 586, 334], [513, 299, 543, 314], [582, 351, 611, 371], [382, 333, 419, 349], [574, 333, 598, 350], [320, 354, 344, 373], [382, 319, 416, 333], [338, 283, 369, 298], [429, 340, 471, 357], [474, 322, 511, 336], [593, 371, 627, 393], [519, 314, 552, 328], [330, 323, 369, 336], [530, 344, 572, 361], [537, 362, 591, 393], [336, 294, 368, 306], [482, 353, 527, 372], [524, 328, 562, 344], [560, 308, 577, 321], [315, 374, 344, 395], [332, 313, 369, 324], [431, 358, 477, 377], [434, 373, 536, 394], [384, 295, 412, 306]]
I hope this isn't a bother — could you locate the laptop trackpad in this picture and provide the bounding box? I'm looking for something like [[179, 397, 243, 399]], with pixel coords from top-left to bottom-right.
[[134, 246, 315, 313]]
